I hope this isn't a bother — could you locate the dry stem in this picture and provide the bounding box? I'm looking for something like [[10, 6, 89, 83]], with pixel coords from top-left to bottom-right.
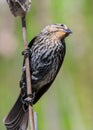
[[21, 16, 35, 130]]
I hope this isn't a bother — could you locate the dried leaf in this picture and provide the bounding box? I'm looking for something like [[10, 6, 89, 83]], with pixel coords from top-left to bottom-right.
[[6, 0, 31, 17]]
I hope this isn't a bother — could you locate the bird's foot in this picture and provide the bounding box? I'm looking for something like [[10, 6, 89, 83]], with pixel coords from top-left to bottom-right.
[[22, 47, 31, 58], [24, 92, 35, 105]]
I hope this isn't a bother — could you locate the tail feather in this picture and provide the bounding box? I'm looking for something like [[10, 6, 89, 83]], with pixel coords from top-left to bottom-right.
[[3, 93, 28, 130]]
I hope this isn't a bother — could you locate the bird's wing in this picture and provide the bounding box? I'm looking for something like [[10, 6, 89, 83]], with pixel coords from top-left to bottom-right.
[[33, 77, 55, 104], [32, 57, 63, 104], [29, 36, 55, 84], [31, 60, 52, 83]]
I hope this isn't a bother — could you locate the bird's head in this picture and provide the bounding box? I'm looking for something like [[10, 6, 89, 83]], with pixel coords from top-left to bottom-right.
[[41, 24, 72, 40]]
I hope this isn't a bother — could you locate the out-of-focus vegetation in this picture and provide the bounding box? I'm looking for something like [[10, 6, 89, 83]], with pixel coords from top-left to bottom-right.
[[0, 0, 93, 130]]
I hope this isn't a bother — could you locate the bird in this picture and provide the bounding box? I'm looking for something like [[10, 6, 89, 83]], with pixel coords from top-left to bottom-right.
[[4, 24, 72, 130]]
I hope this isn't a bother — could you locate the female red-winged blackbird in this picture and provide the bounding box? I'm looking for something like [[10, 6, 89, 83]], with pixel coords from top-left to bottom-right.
[[4, 24, 72, 130]]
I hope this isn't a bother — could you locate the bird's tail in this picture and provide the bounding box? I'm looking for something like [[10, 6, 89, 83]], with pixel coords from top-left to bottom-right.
[[3, 93, 28, 130]]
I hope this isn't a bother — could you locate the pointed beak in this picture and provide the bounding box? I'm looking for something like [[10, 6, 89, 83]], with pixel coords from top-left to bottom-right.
[[64, 28, 72, 34]]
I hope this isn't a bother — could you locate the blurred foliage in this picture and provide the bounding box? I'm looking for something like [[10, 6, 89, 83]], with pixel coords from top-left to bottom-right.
[[0, 0, 93, 130]]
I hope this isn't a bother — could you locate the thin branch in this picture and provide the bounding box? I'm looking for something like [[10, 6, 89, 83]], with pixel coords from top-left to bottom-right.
[[21, 16, 35, 130]]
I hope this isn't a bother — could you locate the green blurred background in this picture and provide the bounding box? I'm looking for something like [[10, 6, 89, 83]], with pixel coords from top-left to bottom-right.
[[0, 0, 93, 130]]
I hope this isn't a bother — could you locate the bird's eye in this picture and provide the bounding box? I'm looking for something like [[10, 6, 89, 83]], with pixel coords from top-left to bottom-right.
[[61, 24, 64, 27]]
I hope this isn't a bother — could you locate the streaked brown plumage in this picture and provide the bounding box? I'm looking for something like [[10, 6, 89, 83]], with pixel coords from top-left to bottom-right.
[[4, 24, 72, 130]]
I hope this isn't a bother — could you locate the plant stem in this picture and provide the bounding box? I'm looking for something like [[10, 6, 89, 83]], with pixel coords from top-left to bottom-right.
[[21, 16, 35, 130]]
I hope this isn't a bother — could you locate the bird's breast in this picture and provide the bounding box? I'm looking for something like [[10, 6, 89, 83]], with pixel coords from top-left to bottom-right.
[[30, 38, 65, 90]]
